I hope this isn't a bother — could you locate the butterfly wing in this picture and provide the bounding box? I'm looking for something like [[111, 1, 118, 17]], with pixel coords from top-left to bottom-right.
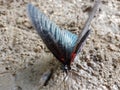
[[70, 0, 100, 62], [70, 29, 91, 62], [27, 4, 78, 64]]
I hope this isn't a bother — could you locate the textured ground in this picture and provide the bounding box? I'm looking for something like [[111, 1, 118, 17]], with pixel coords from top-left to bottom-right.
[[0, 0, 120, 90]]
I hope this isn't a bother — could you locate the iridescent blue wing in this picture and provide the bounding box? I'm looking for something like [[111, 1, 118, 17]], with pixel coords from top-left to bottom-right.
[[27, 4, 78, 63]]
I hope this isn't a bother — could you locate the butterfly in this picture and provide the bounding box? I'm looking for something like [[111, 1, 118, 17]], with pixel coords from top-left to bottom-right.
[[27, 0, 100, 73]]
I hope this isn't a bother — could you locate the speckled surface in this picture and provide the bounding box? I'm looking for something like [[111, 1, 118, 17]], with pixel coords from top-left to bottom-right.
[[0, 0, 120, 90]]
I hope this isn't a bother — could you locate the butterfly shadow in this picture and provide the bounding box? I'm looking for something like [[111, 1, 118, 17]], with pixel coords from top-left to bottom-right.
[[13, 54, 59, 90]]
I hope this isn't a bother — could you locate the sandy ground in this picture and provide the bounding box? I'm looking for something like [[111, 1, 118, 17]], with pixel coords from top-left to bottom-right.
[[0, 0, 120, 90]]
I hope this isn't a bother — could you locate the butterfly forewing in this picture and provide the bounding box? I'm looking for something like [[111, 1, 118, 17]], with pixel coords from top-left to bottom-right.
[[70, 0, 100, 62], [27, 4, 78, 64], [27, 4, 65, 63]]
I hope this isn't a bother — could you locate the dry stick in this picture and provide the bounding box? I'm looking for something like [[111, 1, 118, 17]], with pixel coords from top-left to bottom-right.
[[77, 0, 100, 44]]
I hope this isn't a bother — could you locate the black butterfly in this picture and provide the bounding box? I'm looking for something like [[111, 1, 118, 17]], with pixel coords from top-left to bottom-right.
[[27, 0, 100, 73]]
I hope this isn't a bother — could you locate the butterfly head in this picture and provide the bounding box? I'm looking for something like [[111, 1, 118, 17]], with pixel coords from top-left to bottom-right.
[[60, 63, 71, 73]]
